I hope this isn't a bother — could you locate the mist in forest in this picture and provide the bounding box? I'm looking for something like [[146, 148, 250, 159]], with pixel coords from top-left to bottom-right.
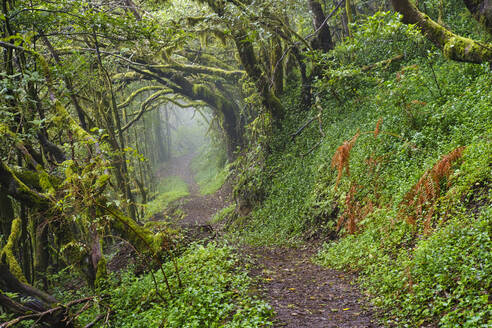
[[156, 103, 211, 160]]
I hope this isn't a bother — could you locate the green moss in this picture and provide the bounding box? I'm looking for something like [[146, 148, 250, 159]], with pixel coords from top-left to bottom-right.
[[37, 165, 56, 195], [95, 256, 107, 287], [118, 86, 169, 109], [112, 71, 140, 82], [443, 35, 492, 63], [0, 162, 49, 207], [408, 2, 492, 63], [108, 205, 165, 255], [54, 101, 94, 142], [0, 218, 27, 283]]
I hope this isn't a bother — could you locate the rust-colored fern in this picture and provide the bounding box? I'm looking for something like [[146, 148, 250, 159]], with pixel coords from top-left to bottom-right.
[[400, 146, 466, 233], [332, 119, 390, 187], [374, 117, 382, 137], [337, 183, 359, 234], [332, 132, 360, 187]]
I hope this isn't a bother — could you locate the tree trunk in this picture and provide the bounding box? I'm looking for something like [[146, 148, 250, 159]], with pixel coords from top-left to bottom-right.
[[0, 193, 14, 238], [233, 31, 285, 121], [271, 37, 284, 94], [308, 0, 335, 51], [291, 47, 312, 108], [463, 0, 492, 34], [153, 108, 167, 162], [391, 0, 492, 63]]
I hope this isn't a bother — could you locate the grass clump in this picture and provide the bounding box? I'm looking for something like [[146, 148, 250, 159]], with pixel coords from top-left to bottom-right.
[[145, 176, 189, 219], [211, 203, 236, 224]]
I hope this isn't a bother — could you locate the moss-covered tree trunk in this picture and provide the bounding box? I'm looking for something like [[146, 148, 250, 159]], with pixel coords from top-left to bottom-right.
[[271, 37, 284, 95], [233, 31, 285, 121], [391, 0, 492, 63], [0, 193, 14, 238], [34, 221, 50, 287], [153, 108, 168, 162]]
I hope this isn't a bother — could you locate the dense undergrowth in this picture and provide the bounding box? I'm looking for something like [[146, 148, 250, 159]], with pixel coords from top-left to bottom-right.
[[45, 244, 272, 328], [231, 12, 492, 326]]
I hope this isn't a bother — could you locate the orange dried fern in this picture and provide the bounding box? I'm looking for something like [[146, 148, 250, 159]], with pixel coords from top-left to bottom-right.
[[332, 118, 390, 188], [374, 117, 383, 137], [332, 132, 360, 187], [400, 146, 466, 233]]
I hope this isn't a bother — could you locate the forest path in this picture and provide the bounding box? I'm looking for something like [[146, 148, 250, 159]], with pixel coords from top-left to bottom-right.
[[158, 153, 379, 328], [247, 246, 379, 328], [156, 152, 230, 227]]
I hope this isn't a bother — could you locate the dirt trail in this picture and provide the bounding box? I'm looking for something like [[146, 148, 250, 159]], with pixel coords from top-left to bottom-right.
[[158, 153, 379, 328], [249, 246, 379, 328], [156, 153, 230, 227]]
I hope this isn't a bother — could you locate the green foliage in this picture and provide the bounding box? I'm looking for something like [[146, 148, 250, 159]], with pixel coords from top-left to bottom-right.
[[79, 243, 273, 327], [313, 12, 426, 102], [145, 176, 190, 220], [211, 204, 236, 224], [335, 12, 425, 65], [191, 143, 228, 195], [415, 0, 490, 39], [233, 10, 491, 244]]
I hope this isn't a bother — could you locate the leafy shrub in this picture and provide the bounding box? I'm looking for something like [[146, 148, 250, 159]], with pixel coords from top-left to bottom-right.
[[211, 204, 236, 224]]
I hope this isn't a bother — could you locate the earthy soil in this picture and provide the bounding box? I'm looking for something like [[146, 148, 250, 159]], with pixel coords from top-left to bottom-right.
[[150, 153, 380, 327], [248, 246, 380, 328]]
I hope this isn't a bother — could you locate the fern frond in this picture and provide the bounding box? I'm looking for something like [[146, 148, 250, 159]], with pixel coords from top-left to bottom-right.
[[374, 117, 382, 137], [332, 132, 360, 187], [399, 146, 465, 232]]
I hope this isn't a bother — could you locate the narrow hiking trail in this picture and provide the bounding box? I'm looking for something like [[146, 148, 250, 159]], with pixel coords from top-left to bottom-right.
[[158, 154, 379, 328], [156, 152, 231, 227]]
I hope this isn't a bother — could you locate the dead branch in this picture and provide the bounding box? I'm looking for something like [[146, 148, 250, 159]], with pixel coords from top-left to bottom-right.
[[0, 297, 94, 328]]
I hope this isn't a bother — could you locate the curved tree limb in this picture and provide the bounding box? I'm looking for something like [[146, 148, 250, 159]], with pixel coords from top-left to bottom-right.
[[119, 89, 173, 133], [118, 86, 169, 109], [0, 161, 51, 208]]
